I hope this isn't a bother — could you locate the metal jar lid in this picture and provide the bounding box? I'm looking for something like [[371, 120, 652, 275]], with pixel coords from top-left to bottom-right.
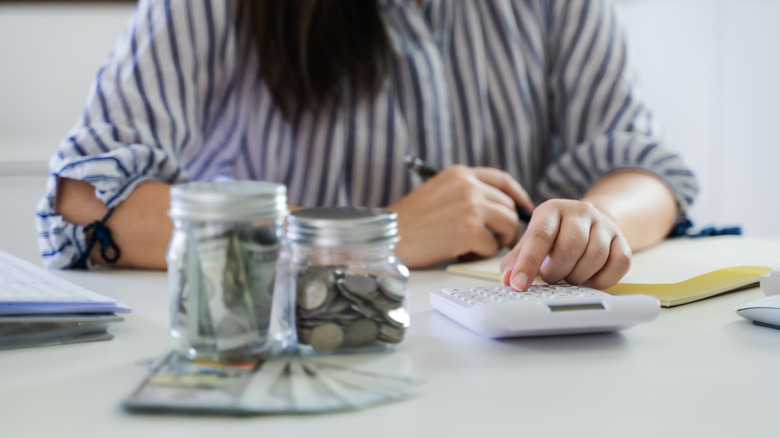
[[168, 181, 287, 221], [286, 207, 399, 247]]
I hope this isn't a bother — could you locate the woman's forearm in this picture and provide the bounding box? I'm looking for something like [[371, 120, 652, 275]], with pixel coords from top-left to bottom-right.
[[55, 178, 310, 270], [55, 178, 173, 269], [581, 170, 679, 252]]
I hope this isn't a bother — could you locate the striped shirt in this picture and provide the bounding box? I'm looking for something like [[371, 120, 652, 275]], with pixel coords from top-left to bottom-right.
[[36, 0, 699, 269]]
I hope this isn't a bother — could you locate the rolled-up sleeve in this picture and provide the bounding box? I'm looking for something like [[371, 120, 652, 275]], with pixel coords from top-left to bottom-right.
[[36, 0, 237, 268], [538, 0, 699, 211]]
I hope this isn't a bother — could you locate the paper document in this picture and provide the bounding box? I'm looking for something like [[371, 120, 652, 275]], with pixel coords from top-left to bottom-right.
[[0, 250, 130, 349], [0, 249, 131, 315]]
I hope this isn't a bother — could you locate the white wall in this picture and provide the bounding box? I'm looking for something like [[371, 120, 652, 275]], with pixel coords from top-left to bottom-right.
[[1, 0, 778, 237], [618, 0, 780, 237], [0, 2, 134, 173]]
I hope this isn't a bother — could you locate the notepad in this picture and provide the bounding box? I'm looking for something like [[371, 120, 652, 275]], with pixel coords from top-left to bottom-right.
[[445, 236, 780, 307]]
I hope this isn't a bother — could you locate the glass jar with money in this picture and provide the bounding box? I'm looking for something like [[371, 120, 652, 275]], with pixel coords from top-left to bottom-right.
[[278, 207, 410, 355], [166, 181, 287, 364]]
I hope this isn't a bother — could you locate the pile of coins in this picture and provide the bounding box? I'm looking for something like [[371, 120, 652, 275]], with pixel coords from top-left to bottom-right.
[[295, 267, 409, 353]]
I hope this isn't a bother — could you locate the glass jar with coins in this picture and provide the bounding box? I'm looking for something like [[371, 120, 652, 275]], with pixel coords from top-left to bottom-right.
[[277, 207, 410, 355], [166, 181, 288, 364]]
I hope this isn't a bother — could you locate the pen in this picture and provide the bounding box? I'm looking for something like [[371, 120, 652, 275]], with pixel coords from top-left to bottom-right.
[[401, 155, 439, 179], [402, 154, 533, 223]]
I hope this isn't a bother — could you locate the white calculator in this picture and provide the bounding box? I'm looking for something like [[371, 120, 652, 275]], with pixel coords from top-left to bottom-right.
[[429, 284, 660, 338]]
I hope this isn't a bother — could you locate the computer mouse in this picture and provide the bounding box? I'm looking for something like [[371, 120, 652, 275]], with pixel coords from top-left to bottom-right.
[[735, 295, 780, 330]]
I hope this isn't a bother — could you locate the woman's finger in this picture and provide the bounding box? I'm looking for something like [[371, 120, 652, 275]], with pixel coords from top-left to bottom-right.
[[563, 221, 614, 285], [581, 235, 632, 290]]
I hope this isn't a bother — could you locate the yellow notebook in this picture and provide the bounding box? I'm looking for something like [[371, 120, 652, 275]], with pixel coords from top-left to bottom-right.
[[445, 236, 780, 307]]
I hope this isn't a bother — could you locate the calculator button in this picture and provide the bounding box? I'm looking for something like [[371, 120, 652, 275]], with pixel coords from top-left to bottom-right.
[[502, 294, 523, 301], [582, 291, 605, 297]]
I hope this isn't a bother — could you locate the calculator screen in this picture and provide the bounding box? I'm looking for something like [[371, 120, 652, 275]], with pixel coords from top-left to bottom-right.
[[547, 303, 605, 312]]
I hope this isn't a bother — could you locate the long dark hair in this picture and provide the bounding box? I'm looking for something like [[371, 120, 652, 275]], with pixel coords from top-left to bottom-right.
[[247, 0, 392, 118]]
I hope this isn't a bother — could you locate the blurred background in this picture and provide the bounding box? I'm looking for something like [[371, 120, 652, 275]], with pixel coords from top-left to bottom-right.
[[1, 0, 778, 238]]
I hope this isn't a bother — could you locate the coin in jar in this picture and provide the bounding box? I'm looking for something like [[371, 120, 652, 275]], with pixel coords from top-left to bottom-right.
[[378, 275, 407, 300], [308, 322, 344, 352], [340, 275, 378, 295], [343, 318, 379, 349], [377, 323, 405, 344], [297, 276, 330, 310]]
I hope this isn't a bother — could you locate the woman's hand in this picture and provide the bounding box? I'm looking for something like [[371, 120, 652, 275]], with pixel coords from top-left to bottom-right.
[[387, 165, 534, 268], [499, 199, 632, 291]]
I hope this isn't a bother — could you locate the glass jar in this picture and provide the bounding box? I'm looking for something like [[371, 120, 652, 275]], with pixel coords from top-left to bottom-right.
[[166, 181, 287, 364], [277, 207, 410, 355]]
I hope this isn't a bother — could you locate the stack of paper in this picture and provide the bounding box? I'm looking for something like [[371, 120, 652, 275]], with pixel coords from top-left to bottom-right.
[[124, 351, 421, 414], [0, 249, 131, 349]]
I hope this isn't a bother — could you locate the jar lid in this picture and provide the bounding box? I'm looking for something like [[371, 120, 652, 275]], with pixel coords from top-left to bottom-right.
[[169, 181, 287, 221], [286, 207, 399, 247]]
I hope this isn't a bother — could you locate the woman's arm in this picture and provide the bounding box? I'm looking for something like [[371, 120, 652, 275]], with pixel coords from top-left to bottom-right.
[[581, 169, 678, 252], [496, 2, 697, 291], [499, 169, 678, 291], [56, 178, 308, 270], [56, 178, 173, 269], [35, 1, 244, 270]]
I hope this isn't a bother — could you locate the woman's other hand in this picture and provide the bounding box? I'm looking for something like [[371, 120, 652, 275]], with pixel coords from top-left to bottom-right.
[[388, 165, 534, 268]]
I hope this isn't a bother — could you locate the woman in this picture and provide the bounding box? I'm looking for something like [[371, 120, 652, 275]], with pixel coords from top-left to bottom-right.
[[36, 0, 697, 291]]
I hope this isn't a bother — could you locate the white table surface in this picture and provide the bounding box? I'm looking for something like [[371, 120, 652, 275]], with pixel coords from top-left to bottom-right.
[[2, 174, 780, 438]]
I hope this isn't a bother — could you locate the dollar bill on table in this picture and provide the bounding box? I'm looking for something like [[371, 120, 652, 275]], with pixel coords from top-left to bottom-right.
[[123, 351, 421, 414]]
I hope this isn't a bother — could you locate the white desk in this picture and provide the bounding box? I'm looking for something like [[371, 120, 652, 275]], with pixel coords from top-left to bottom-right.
[[2, 174, 780, 438]]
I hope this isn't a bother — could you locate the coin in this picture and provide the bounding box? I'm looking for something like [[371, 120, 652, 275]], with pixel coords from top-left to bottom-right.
[[308, 322, 344, 352], [377, 323, 404, 343], [297, 277, 329, 310], [343, 318, 379, 348], [385, 307, 411, 327], [325, 296, 353, 313], [350, 302, 381, 319], [378, 275, 407, 300], [340, 275, 378, 294], [372, 295, 404, 312]]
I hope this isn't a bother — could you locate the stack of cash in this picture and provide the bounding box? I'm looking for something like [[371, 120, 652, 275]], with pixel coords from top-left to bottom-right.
[[169, 227, 280, 363], [123, 351, 421, 414]]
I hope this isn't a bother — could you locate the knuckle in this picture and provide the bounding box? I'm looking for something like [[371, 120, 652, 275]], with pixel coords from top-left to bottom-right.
[[558, 235, 585, 259], [529, 224, 556, 242], [455, 196, 482, 215], [450, 177, 471, 192], [540, 198, 565, 209], [496, 169, 513, 187], [448, 164, 470, 178], [580, 201, 597, 214], [518, 252, 545, 272], [586, 245, 609, 263], [612, 250, 632, 273]]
